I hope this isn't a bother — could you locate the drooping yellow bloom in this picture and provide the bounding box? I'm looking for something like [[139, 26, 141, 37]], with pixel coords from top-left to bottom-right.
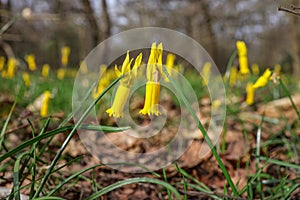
[[140, 42, 164, 116], [22, 72, 31, 87], [166, 53, 176, 77], [106, 52, 142, 118], [0, 56, 5, 71], [42, 64, 50, 78], [236, 41, 250, 75], [61, 46, 71, 66], [212, 99, 221, 110], [246, 82, 255, 105], [6, 58, 17, 79], [253, 68, 272, 89], [80, 61, 88, 74], [201, 62, 211, 85], [57, 68, 65, 80], [251, 63, 260, 76], [40, 91, 51, 117], [93, 64, 108, 99], [229, 66, 237, 86], [25, 54, 36, 71]]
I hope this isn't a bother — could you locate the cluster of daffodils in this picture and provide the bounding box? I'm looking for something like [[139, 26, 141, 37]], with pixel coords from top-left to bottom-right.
[[229, 41, 281, 105], [40, 90, 51, 117], [246, 68, 273, 105], [0, 57, 17, 79], [230, 40, 280, 105], [106, 42, 175, 118]]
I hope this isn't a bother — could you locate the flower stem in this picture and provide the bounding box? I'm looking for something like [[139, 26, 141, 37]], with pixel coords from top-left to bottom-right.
[[163, 67, 239, 196], [279, 78, 300, 121]]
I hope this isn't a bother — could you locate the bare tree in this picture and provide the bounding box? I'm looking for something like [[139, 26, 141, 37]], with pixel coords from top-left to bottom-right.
[[81, 0, 100, 46], [101, 0, 111, 40]]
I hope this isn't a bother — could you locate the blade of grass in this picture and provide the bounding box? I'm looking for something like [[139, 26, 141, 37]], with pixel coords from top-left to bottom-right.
[[28, 119, 38, 199], [162, 167, 172, 200], [163, 67, 239, 196], [224, 50, 238, 86], [239, 162, 268, 195], [0, 124, 129, 162], [20, 118, 51, 185], [174, 164, 211, 192], [48, 162, 160, 196], [0, 96, 18, 151], [173, 182, 220, 199], [86, 177, 182, 200], [256, 156, 300, 170], [34, 197, 66, 200], [279, 78, 300, 120], [174, 163, 188, 200], [38, 83, 97, 164], [11, 152, 29, 200], [255, 115, 264, 199], [33, 76, 123, 198], [282, 183, 300, 199]]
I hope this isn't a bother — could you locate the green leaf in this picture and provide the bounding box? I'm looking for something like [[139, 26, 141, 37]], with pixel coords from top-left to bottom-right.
[[86, 177, 182, 200]]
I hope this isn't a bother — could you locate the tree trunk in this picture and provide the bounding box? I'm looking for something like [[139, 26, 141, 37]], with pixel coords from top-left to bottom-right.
[[101, 0, 111, 40], [199, 0, 218, 61], [290, 0, 300, 75], [81, 0, 100, 47]]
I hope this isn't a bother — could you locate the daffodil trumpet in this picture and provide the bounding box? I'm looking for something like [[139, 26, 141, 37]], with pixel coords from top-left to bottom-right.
[[236, 41, 250, 75], [253, 68, 272, 89], [246, 82, 255, 105], [106, 51, 142, 118], [140, 42, 166, 116]]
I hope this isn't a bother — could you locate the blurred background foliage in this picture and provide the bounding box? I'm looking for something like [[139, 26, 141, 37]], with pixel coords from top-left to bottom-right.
[[0, 0, 299, 74]]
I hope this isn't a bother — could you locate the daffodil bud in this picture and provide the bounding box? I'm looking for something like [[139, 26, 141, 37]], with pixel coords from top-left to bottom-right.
[[253, 68, 272, 89], [22, 72, 31, 87], [236, 41, 250, 75], [40, 91, 51, 117], [246, 83, 255, 105], [42, 64, 50, 78]]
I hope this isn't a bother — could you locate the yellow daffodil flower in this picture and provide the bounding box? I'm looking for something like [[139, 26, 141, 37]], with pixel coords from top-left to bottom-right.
[[93, 64, 108, 99], [201, 62, 211, 86], [212, 99, 221, 110], [57, 68, 65, 80], [22, 72, 31, 87], [166, 53, 176, 78], [42, 64, 50, 78], [106, 51, 142, 118], [25, 54, 36, 71], [40, 91, 51, 117], [236, 41, 250, 75], [80, 61, 88, 74], [140, 42, 164, 116], [0, 56, 5, 71], [229, 66, 237, 86], [253, 68, 272, 89], [251, 63, 260, 76], [61, 46, 71, 66], [246, 82, 255, 105], [6, 58, 16, 79]]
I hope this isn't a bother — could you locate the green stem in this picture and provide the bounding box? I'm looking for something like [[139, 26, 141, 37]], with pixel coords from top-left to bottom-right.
[[279, 78, 300, 120], [163, 68, 239, 196], [224, 50, 238, 88]]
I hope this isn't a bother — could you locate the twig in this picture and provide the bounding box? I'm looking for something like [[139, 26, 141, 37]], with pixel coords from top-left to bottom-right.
[[291, 5, 300, 10], [278, 5, 300, 16]]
